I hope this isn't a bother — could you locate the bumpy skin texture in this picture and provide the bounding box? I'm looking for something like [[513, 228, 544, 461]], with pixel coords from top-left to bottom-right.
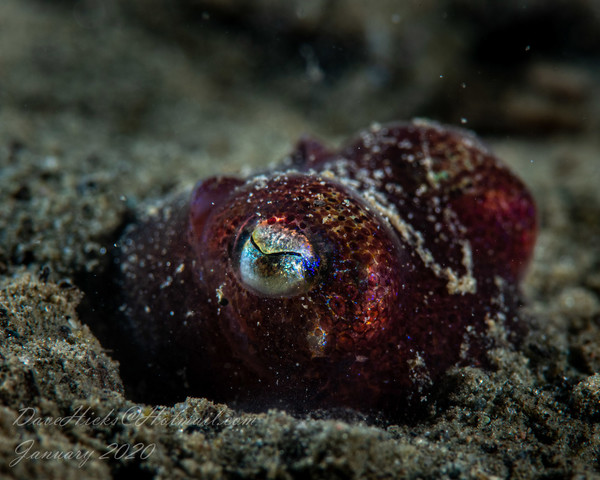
[[117, 120, 536, 413]]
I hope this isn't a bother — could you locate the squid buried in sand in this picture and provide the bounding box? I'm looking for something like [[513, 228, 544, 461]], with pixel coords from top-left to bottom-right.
[[116, 119, 536, 414]]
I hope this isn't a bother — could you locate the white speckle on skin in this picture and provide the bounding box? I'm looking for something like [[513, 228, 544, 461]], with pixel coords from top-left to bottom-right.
[[359, 186, 477, 295]]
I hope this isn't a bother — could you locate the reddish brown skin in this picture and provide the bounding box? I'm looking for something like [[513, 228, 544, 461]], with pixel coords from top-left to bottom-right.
[[116, 120, 536, 414]]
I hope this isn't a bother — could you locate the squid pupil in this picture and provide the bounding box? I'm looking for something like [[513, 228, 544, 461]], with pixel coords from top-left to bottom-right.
[[250, 235, 302, 258]]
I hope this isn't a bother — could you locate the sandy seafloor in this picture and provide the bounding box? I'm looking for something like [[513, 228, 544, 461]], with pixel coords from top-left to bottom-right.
[[1, 1, 600, 478]]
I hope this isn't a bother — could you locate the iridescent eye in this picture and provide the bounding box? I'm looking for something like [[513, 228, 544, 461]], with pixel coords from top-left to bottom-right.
[[237, 220, 321, 297]]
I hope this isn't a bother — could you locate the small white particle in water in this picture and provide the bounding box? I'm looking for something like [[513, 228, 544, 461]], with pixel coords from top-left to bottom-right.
[[461, 118, 468, 124]]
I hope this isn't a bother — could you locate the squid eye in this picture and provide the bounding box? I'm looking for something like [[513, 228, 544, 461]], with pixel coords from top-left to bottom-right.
[[237, 220, 320, 297]]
